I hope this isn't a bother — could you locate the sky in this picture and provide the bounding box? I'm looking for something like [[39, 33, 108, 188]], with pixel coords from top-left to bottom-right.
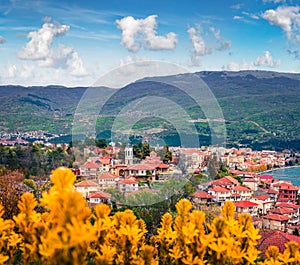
[[0, 0, 300, 86]]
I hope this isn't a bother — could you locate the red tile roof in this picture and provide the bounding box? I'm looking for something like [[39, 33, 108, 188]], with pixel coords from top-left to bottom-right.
[[156, 163, 169, 169], [259, 175, 273, 180], [89, 191, 111, 199], [235, 200, 259, 208], [75, 180, 98, 187], [127, 164, 157, 171], [192, 191, 214, 199], [81, 161, 101, 169], [209, 186, 230, 192], [269, 208, 295, 215], [273, 182, 299, 191], [259, 231, 300, 253], [231, 186, 251, 192], [99, 173, 118, 180], [262, 214, 290, 221], [118, 179, 138, 185], [255, 195, 270, 201], [210, 176, 240, 187], [264, 189, 279, 195], [276, 203, 300, 209]]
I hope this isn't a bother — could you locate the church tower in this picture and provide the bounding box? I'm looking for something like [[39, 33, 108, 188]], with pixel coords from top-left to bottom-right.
[[125, 145, 133, 165]]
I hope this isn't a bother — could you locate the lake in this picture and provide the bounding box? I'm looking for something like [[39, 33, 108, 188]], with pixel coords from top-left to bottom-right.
[[266, 166, 300, 186]]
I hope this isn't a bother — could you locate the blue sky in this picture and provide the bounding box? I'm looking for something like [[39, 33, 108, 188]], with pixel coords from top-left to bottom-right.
[[0, 0, 300, 86]]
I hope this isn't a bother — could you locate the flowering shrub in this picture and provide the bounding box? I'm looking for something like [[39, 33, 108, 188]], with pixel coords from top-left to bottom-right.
[[0, 167, 300, 264]]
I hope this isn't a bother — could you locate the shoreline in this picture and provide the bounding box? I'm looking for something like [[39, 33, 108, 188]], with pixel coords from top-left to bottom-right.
[[258, 165, 300, 175]]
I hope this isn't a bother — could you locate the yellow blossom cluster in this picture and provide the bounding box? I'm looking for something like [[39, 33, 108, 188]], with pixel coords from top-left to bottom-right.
[[0, 167, 299, 264]]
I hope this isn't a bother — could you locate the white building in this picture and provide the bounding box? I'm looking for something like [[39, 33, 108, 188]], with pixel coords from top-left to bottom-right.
[[118, 178, 139, 193]]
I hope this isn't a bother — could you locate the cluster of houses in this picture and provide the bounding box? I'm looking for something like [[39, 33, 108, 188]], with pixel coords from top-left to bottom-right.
[[74, 147, 170, 206], [175, 147, 292, 171], [191, 172, 300, 234], [73, 144, 300, 246]]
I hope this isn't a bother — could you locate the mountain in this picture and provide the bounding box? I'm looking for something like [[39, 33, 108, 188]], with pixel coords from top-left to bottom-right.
[[1, 70, 300, 150]]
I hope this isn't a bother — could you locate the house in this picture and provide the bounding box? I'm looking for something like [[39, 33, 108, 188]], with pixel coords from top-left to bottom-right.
[[88, 191, 112, 206], [126, 164, 157, 179], [276, 202, 300, 215], [99, 157, 111, 172], [190, 191, 214, 205], [273, 182, 299, 203], [231, 186, 252, 200], [110, 164, 128, 177], [98, 173, 119, 191], [200, 175, 239, 190], [79, 161, 102, 180], [75, 180, 99, 197], [234, 200, 259, 216], [118, 178, 139, 194], [268, 207, 299, 225], [208, 186, 231, 203], [262, 214, 290, 231], [243, 177, 259, 191], [125, 152, 169, 179], [252, 195, 274, 215], [258, 231, 300, 254]]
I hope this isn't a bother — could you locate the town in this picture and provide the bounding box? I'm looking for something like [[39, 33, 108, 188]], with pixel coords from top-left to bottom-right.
[[2, 135, 300, 251]]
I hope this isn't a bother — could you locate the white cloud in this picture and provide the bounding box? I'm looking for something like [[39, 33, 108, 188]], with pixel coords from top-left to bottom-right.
[[222, 59, 256, 71], [115, 15, 177, 53], [17, 20, 88, 77], [241, 11, 259, 20], [233, 16, 243, 20], [187, 26, 212, 66], [254, 50, 280, 67], [210, 27, 232, 51], [222, 62, 240, 71], [18, 22, 70, 60], [0, 35, 6, 43], [262, 6, 300, 41], [1, 65, 17, 78], [119, 55, 150, 66]]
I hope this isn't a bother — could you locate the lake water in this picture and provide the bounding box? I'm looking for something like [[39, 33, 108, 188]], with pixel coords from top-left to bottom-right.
[[266, 166, 300, 186]]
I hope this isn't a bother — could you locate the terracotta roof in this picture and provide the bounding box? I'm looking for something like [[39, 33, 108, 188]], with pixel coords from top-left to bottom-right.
[[99, 157, 111, 165], [210, 176, 240, 187], [118, 179, 138, 185], [276, 203, 300, 209], [231, 186, 251, 192], [223, 175, 240, 185], [265, 189, 279, 195], [127, 164, 156, 171], [209, 186, 230, 192], [75, 180, 98, 187], [89, 191, 111, 199], [269, 208, 295, 215], [235, 200, 259, 208], [255, 195, 270, 201], [81, 161, 101, 169], [262, 214, 290, 221], [259, 231, 300, 253], [273, 182, 298, 191], [156, 163, 169, 169], [99, 173, 118, 180], [192, 191, 214, 199], [259, 175, 273, 180]]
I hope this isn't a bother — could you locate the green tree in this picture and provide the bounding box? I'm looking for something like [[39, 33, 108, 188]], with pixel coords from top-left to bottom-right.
[[95, 139, 107, 148]]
